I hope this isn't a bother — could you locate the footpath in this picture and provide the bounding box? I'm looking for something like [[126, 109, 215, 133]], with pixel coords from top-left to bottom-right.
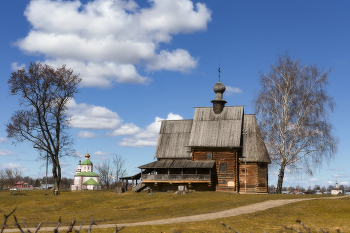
[[3, 196, 347, 232]]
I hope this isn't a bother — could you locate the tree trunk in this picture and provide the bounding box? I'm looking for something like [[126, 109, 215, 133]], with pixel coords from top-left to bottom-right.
[[52, 157, 61, 195], [276, 165, 285, 194]]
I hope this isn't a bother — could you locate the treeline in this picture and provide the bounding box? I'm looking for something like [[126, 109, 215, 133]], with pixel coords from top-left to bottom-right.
[[41, 176, 74, 189], [0, 168, 73, 190], [269, 184, 348, 193]]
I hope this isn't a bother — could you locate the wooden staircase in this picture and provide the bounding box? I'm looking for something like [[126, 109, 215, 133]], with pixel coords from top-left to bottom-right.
[[132, 183, 147, 192]]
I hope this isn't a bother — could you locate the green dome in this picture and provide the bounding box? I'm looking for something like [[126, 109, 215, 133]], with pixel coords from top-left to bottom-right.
[[82, 159, 93, 165]]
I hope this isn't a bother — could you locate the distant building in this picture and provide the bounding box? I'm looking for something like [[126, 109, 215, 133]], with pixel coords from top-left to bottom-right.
[[13, 181, 34, 190], [331, 181, 343, 195], [71, 152, 101, 190]]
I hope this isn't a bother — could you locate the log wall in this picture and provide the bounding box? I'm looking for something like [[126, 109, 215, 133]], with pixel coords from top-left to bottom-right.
[[192, 147, 238, 192], [239, 162, 268, 193]]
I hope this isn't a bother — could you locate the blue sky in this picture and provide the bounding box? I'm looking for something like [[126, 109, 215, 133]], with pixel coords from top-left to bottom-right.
[[0, 0, 349, 189]]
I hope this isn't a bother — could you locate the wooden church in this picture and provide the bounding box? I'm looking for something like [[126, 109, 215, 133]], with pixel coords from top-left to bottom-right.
[[137, 71, 270, 193]]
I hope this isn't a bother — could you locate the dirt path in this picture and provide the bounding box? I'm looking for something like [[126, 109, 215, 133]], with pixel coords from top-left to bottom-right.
[[3, 196, 347, 232]]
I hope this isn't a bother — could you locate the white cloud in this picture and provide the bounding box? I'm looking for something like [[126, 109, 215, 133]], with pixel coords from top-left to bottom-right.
[[1, 163, 28, 172], [16, 0, 211, 88], [68, 99, 183, 148], [107, 123, 141, 136], [77, 131, 96, 138], [146, 49, 198, 72], [11, 62, 26, 71], [329, 168, 344, 171], [0, 137, 8, 143], [67, 99, 122, 129], [332, 174, 349, 178], [226, 86, 242, 95], [0, 150, 17, 156], [45, 59, 150, 88], [94, 151, 115, 156], [116, 112, 183, 147], [309, 178, 318, 181], [118, 138, 158, 147]]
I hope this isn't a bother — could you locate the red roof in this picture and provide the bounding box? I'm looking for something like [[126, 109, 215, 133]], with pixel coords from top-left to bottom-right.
[[14, 181, 25, 185]]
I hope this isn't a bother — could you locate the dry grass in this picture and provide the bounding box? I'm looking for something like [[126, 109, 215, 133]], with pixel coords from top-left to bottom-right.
[[0, 189, 345, 232], [116, 197, 350, 233]]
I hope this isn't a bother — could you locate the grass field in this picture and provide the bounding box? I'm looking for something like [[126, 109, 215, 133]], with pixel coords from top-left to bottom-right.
[[0, 189, 348, 232]]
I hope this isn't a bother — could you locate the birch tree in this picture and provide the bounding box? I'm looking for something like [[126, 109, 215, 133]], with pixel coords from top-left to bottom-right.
[[254, 53, 338, 194], [6, 62, 81, 194]]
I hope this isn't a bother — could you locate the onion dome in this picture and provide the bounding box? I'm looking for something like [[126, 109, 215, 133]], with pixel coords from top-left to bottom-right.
[[211, 67, 227, 114], [82, 159, 93, 165], [85, 152, 90, 159], [213, 81, 226, 93]]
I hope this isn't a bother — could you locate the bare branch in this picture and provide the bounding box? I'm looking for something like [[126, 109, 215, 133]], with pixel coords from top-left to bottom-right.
[[295, 219, 310, 233], [114, 226, 125, 233], [54, 217, 61, 233], [1, 208, 17, 233], [66, 219, 76, 233], [88, 215, 94, 233], [34, 222, 42, 233], [74, 223, 83, 233], [284, 226, 302, 232], [221, 222, 240, 233], [13, 215, 25, 233]]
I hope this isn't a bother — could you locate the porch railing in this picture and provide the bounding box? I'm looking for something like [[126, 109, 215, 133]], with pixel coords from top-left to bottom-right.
[[141, 174, 210, 181]]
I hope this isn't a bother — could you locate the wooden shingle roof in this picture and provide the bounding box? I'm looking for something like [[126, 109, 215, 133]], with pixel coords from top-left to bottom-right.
[[243, 114, 271, 163], [155, 120, 192, 159], [188, 106, 244, 147], [153, 106, 270, 163], [139, 160, 215, 169]]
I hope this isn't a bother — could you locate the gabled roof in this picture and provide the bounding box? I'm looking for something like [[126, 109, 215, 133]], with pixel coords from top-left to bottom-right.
[[152, 106, 270, 163], [243, 115, 271, 163], [155, 120, 193, 159], [189, 106, 244, 147], [83, 178, 100, 186], [139, 160, 215, 169]]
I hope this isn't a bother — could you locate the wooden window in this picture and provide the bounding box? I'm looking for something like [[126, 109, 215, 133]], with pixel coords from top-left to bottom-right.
[[220, 163, 227, 172], [206, 152, 212, 160]]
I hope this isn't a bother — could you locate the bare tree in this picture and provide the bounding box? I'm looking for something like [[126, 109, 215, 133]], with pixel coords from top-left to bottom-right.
[[6, 62, 81, 193], [253, 53, 338, 194], [95, 155, 127, 189], [113, 155, 126, 182], [0, 168, 22, 188], [95, 160, 113, 189]]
